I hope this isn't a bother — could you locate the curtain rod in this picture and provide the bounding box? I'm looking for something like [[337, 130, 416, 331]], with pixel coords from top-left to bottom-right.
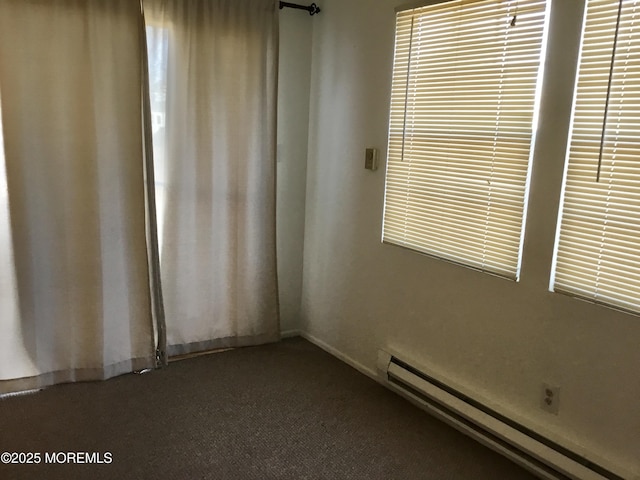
[[279, 2, 321, 15]]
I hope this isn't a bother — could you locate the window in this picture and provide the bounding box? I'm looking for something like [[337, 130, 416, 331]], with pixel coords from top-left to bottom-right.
[[0, 95, 11, 275], [382, 0, 548, 280], [145, 25, 169, 252], [551, 0, 640, 314]]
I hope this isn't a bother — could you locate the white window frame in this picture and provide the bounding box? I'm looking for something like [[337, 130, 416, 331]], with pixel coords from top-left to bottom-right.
[[550, 0, 640, 315], [382, 0, 550, 281]]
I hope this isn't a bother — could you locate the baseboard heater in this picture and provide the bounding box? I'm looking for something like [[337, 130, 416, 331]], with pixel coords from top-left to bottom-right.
[[377, 350, 627, 480]]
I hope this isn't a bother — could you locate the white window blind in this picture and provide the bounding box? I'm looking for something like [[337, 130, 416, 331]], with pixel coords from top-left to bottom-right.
[[552, 0, 640, 314], [382, 0, 548, 280]]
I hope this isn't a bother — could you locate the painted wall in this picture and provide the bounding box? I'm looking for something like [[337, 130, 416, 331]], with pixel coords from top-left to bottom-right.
[[301, 0, 640, 476], [277, 9, 313, 334]]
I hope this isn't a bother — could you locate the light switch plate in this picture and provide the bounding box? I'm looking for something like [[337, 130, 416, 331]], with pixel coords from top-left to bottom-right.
[[365, 148, 378, 171]]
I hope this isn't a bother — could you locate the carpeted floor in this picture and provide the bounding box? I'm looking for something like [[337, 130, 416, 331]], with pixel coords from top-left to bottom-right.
[[0, 337, 537, 480]]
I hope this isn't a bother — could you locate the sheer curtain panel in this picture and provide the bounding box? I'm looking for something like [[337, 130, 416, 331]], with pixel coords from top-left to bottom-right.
[[0, 0, 156, 394], [144, 0, 280, 356]]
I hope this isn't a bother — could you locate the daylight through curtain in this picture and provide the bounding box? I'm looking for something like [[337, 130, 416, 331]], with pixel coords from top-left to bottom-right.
[[0, 0, 156, 394], [145, 0, 280, 356]]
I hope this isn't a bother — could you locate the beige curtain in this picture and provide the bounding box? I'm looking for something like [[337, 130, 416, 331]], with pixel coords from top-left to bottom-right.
[[0, 0, 156, 394], [145, 0, 280, 356]]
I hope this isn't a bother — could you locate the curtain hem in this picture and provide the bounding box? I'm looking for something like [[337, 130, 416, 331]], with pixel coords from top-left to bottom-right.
[[167, 332, 281, 357], [0, 355, 156, 396]]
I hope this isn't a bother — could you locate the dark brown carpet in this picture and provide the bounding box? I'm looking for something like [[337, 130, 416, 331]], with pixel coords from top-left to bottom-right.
[[0, 337, 537, 480]]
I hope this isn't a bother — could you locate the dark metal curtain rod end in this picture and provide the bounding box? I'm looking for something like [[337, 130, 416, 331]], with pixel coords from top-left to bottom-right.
[[279, 2, 321, 16]]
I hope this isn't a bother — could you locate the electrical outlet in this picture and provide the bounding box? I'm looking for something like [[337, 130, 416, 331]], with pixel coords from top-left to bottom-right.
[[541, 383, 560, 415]]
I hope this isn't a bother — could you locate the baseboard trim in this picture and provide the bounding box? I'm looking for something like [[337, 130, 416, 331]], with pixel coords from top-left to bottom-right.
[[298, 332, 638, 480], [280, 329, 301, 339], [299, 331, 378, 381]]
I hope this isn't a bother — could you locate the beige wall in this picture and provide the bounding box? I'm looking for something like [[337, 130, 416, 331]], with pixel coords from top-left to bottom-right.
[[301, 0, 640, 476], [277, 9, 313, 334]]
